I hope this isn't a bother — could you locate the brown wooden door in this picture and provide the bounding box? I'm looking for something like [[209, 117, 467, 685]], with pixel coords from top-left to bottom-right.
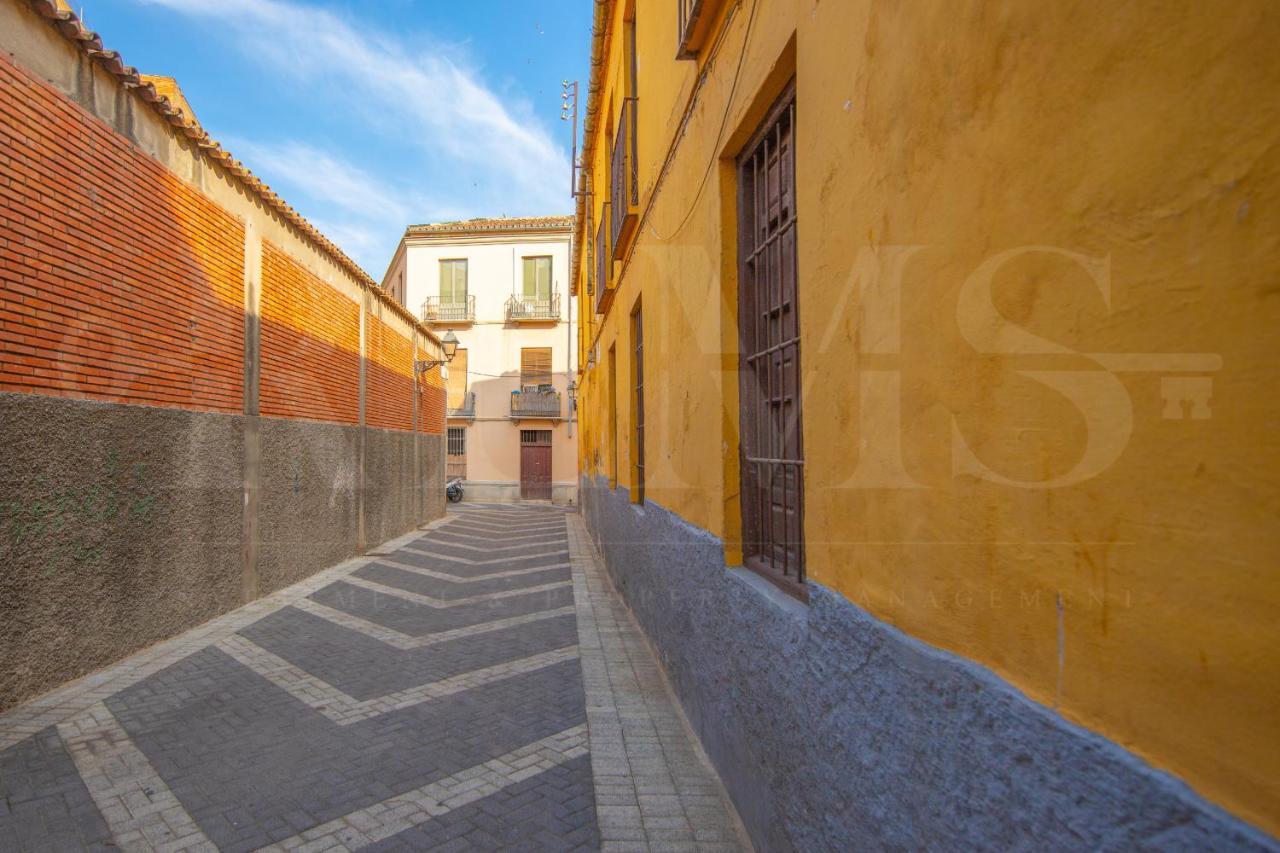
[[737, 81, 804, 591], [520, 429, 553, 500]]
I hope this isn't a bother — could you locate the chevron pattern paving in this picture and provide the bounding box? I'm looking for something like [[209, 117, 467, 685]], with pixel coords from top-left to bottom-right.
[[0, 505, 746, 852]]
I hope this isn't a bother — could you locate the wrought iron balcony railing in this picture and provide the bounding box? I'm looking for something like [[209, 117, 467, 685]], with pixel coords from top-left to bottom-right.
[[510, 387, 561, 419], [594, 208, 612, 316], [421, 295, 475, 324], [447, 391, 475, 419], [505, 293, 561, 322], [610, 97, 639, 260]]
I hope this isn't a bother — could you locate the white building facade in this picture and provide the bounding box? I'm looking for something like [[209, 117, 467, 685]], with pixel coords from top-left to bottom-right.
[[383, 217, 578, 504]]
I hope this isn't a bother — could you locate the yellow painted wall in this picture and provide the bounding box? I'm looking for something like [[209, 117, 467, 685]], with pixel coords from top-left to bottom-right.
[[575, 0, 1280, 835]]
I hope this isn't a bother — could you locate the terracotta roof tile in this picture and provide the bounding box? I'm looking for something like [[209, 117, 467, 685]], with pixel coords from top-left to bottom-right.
[[408, 216, 574, 235]]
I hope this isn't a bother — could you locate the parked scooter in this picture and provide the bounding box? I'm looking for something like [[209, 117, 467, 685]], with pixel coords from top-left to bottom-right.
[[445, 477, 464, 503]]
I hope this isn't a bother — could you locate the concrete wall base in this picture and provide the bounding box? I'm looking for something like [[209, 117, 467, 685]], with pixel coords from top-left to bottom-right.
[[580, 474, 1277, 852], [462, 480, 577, 506], [0, 393, 445, 712]]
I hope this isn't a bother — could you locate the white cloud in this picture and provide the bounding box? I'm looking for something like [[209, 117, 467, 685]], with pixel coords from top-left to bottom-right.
[[138, 0, 571, 273], [226, 138, 414, 222]]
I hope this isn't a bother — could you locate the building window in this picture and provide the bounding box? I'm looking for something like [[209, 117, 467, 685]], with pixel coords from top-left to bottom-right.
[[586, 208, 595, 298], [677, 0, 724, 60], [736, 80, 805, 595], [609, 6, 640, 262], [520, 347, 553, 389], [631, 303, 645, 504], [522, 256, 553, 302], [447, 427, 467, 480], [595, 200, 611, 314], [439, 259, 468, 303], [608, 344, 618, 487], [447, 427, 467, 456]]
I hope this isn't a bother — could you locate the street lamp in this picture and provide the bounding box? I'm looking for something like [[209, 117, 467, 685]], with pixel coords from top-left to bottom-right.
[[415, 330, 459, 375]]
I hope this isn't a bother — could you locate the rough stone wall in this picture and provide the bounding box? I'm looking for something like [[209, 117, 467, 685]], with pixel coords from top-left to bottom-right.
[[581, 476, 1278, 852], [256, 419, 360, 596], [0, 6, 446, 712], [363, 427, 420, 550], [0, 394, 243, 709]]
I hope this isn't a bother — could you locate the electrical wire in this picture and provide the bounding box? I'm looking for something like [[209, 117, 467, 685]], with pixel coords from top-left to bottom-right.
[[641, 0, 759, 243]]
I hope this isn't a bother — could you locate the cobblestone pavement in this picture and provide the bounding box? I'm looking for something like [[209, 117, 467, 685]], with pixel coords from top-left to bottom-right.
[[0, 506, 748, 852]]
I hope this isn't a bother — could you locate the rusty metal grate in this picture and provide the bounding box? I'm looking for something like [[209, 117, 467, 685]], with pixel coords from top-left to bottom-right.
[[520, 429, 552, 445], [736, 80, 805, 595], [610, 97, 639, 260]]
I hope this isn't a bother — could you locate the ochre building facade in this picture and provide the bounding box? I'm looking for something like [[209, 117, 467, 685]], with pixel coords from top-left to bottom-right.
[[571, 0, 1280, 849]]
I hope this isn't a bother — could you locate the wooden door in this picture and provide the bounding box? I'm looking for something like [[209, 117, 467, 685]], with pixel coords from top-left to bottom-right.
[[520, 429, 553, 500], [737, 81, 805, 592]]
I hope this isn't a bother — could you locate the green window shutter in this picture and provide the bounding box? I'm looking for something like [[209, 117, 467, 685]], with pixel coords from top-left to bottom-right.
[[522, 257, 536, 299], [537, 257, 551, 300], [440, 260, 467, 302], [522, 257, 552, 300]]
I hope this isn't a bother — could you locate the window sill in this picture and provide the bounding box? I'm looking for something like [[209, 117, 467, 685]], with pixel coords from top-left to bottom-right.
[[727, 564, 809, 618]]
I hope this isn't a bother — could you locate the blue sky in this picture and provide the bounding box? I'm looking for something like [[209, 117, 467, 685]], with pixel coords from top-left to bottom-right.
[[77, 0, 592, 278]]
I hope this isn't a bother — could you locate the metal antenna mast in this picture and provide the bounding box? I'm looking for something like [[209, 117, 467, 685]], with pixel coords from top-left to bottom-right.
[[561, 80, 582, 199]]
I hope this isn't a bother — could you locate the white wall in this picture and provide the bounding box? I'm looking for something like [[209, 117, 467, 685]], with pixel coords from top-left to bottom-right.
[[401, 229, 578, 502]]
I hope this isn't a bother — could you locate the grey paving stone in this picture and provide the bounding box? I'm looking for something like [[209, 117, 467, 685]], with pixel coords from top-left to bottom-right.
[[407, 540, 570, 562], [361, 755, 598, 852], [308, 580, 575, 637], [105, 649, 585, 852], [237, 606, 579, 700], [387, 548, 572, 577], [0, 727, 114, 852], [0, 504, 748, 853], [354, 561, 570, 599]]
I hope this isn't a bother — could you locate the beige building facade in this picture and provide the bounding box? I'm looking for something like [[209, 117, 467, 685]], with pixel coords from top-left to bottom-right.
[[385, 217, 578, 504]]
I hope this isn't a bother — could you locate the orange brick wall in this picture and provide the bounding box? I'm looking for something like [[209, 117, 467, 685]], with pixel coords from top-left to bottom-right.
[[419, 366, 446, 436], [260, 242, 360, 424], [366, 314, 414, 431], [0, 51, 442, 434], [0, 52, 243, 411]]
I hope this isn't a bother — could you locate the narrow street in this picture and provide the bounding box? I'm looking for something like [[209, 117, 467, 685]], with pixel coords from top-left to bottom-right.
[[0, 506, 746, 852]]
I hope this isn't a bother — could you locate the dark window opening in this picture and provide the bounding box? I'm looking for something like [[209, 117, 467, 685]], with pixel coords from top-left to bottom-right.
[[736, 80, 805, 598]]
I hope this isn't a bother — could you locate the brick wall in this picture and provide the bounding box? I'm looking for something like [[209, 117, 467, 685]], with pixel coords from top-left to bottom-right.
[[420, 375, 446, 435], [366, 313, 414, 431], [0, 52, 245, 412], [260, 242, 359, 424], [0, 49, 441, 434]]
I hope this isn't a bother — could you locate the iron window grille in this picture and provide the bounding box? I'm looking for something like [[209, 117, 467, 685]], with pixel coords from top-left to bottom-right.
[[736, 80, 806, 598]]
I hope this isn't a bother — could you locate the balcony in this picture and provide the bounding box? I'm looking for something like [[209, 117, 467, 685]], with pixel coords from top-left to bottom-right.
[[610, 97, 638, 260], [594, 209, 613, 316], [421, 295, 475, 324], [505, 293, 561, 323], [447, 391, 475, 419], [676, 0, 722, 60], [510, 387, 561, 420]]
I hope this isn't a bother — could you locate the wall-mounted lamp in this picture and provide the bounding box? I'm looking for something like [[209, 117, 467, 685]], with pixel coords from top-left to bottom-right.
[[415, 330, 459, 375]]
